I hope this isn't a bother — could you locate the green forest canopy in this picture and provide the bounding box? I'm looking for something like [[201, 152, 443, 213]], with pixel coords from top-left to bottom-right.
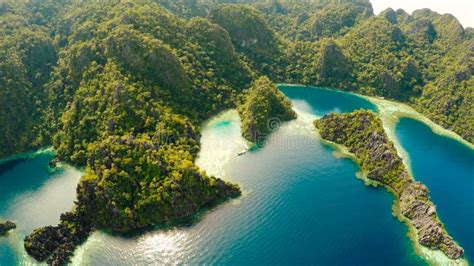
[[0, 0, 472, 264]]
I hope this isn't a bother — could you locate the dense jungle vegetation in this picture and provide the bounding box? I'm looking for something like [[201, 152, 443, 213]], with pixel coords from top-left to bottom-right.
[[238, 76, 296, 143], [0, 0, 472, 264], [158, 0, 473, 142]]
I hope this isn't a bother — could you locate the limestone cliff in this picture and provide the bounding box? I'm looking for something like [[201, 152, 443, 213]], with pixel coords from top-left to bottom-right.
[[315, 110, 463, 259]]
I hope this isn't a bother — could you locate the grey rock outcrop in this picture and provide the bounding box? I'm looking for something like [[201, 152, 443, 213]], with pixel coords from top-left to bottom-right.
[[315, 110, 464, 260], [400, 182, 464, 259], [0, 221, 16, 235]]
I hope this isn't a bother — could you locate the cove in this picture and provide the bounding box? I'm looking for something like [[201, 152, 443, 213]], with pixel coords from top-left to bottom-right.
[[395, 117, 474, 263], [69, 85, 423, 264], [1, 85, 468, 265], [0, 152, 81, 264]]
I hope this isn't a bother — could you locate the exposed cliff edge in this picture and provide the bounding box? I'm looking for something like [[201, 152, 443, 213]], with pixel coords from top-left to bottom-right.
[[314, 110, 463, 260], [238, 76, 296, 144]]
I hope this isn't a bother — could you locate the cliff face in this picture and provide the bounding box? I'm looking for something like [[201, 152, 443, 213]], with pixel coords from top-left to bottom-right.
[[78, 135, 241, 233], [208, 4, 278, 53], [317, 40, 352, 88], [314, 110, 463, 259], [314, 110, 410, 192], [400, 183, 464, 259]]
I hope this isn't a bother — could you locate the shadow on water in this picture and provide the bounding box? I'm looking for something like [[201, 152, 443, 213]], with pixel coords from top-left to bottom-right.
[[0, 152, 61, 264], [278, 85, 378, 115], [0, 154, 56, 211], [0, 159, 27, 176]]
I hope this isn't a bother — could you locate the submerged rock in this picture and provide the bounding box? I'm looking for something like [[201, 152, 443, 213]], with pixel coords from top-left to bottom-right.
[[315, 110, 464, 259], [0, 221, 16, 235]]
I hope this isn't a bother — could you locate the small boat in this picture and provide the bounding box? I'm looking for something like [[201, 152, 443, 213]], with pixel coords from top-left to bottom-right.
[[237, 150, 247, 156], [237, 144, 250, 156]]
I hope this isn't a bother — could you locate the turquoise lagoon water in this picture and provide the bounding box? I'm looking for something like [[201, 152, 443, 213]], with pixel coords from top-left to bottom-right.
[[278, 85, 378, 115], [0, 85, 470, 265], [72, 95, 423, 265], [0, 152, 81, 264]]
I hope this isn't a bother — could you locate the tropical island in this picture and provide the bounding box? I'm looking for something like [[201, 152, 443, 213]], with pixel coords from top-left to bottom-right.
[[0, 0, 472, 264], [315, 110, 464, 259]]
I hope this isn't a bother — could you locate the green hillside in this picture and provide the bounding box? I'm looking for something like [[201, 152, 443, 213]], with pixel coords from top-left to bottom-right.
[[0, 0, 472, 264]]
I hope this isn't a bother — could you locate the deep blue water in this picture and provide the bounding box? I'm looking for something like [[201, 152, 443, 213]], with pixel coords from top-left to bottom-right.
[[210, 133, 422, 265], [0, 238, 15, 266], [395, 117, 474, 262], [0, 85, 470, 265], [0, 155, 52, 213]]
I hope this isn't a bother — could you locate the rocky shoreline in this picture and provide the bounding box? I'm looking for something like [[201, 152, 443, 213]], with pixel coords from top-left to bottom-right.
[[0, 221, 16, 235], [24, 211, 92, 265], [22, 135, 241, 265], [400, 183, 463, 259], [314, 110, 464, 260]]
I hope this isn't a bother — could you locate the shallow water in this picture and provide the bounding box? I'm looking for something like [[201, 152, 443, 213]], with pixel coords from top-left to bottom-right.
[[69, 86, 424, 265], [395, 117, 474, 263], [0, 152, 81, 264], [69, 110, 422, 265], [0, 85, 471, 265]]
